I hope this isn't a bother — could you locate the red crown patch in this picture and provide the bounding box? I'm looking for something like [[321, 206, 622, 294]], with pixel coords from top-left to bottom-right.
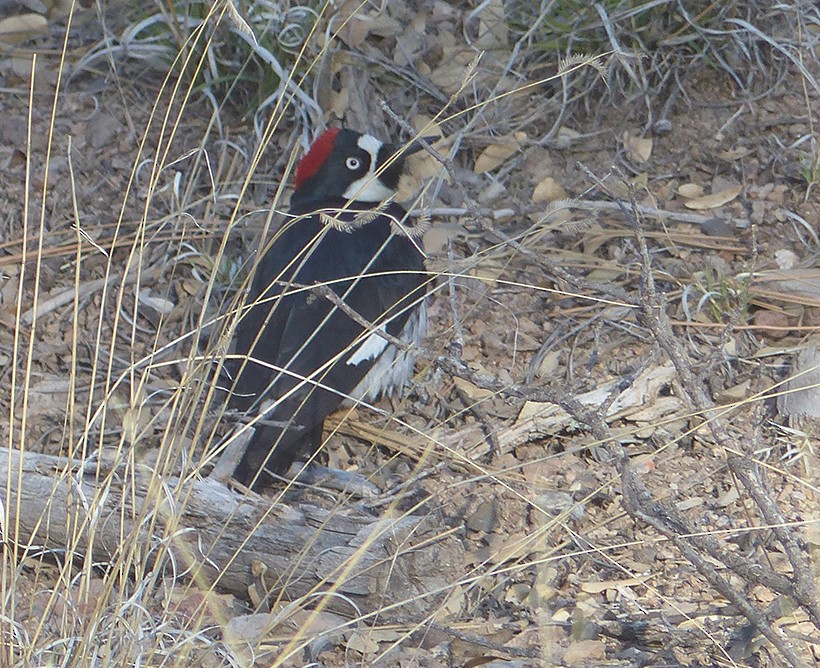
[[294, 128, 341, 190]]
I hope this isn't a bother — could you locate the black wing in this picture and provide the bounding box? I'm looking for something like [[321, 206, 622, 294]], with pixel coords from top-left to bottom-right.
[[230, 202, 426, 484]]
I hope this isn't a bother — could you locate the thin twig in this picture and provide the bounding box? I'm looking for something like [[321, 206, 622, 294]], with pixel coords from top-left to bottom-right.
[[621, 460, 806, 668], [310, 283, 411, 351], [591, 164, 820, 665], [382, 100, 632, 305], [427, 621, 540, 659]]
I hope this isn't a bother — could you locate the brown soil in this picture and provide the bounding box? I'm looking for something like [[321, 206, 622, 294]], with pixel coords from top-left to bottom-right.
[[0, 2, 818, 666]]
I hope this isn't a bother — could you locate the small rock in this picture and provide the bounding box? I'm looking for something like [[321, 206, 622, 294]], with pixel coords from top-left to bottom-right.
[[752, 310, 790, 338], [466, 499, 498, 533], [562, 639, 607, 665]]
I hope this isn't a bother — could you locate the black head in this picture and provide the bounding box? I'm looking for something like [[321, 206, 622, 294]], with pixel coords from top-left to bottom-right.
[[292, 128, 423, 207]]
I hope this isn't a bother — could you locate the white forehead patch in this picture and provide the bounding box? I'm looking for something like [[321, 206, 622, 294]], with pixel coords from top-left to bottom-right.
[[356, 134, 383, 163], [343, 134, 394, 202]]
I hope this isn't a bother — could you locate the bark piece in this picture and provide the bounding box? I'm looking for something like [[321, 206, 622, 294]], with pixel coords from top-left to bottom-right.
[[0, 447, 460, 622]]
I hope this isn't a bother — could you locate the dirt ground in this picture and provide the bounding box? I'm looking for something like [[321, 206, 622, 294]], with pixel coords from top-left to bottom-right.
[[0, 2, 819, 667]]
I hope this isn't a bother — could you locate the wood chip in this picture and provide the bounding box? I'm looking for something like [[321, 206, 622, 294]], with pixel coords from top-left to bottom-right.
[[684, 185, 742, 210]]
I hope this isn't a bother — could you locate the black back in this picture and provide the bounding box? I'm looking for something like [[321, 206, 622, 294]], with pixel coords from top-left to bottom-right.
[[229, 199, 426, 485]]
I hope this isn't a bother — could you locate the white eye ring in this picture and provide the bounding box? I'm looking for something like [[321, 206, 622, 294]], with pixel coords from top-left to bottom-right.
[[345, 157, 361, 170]]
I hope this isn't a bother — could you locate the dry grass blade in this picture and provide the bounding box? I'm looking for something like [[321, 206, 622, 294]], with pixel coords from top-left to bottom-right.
[[0, 0, 818, 665]]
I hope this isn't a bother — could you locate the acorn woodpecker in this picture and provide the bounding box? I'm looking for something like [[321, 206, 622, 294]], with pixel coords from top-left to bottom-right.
[[229, 128, 429, 487]]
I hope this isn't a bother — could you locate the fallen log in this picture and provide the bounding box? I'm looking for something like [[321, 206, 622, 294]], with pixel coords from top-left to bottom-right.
[[0, 446, 461, 622]]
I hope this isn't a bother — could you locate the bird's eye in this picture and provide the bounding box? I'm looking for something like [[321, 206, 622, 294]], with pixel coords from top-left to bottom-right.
[[345, 157, 361, 170]]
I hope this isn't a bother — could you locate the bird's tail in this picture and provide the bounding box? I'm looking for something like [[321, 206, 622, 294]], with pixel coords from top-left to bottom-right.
[[231, 388, 335, 488], [232, 421, 324, 488]]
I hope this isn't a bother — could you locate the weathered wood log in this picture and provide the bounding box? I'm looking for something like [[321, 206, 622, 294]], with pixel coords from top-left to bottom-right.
[[0, 446, 461, 622]]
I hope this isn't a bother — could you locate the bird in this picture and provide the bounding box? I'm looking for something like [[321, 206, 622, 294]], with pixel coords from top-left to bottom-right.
[[228, 127, 430, 488]]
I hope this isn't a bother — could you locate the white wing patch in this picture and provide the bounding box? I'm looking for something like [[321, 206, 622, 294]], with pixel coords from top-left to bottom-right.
[[346, 326, 389, 366], [347, 301, 427, 401]]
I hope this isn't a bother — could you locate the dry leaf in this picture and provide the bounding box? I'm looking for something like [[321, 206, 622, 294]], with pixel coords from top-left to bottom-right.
[[429, 46, 476, 94], [394, 36, 422, 67], [580, 578, 646, 594], [412, 114, 443, 139], [586, 268, 622, 282], [0, 264, 20, 310], [474, 132, 524, 173], [0, 13, 49, 44], [777, 345, 820, 418], [516, 362, 680, 427], [473, 0, 507, 50], [224, 612, 275, 645], [533, 350, 561, 379], [715, 380, 751, 402], [367, 13, 401, 38], [677, 183, 704, 199], [329, 85, 349, 119], [563, 639, 607, 666], [454, 376, 494, 401], [406, 149, 446, 181], [504, 582, 531, 605], [334, 0, 372, 48], [422, 222, 465, 254], [555, 126, 581, 147], [400, 116, 447, 192], [532, 176, 567, 203], [434, 584, 465, 620], [552, 608, 571, 622], [347, 631, 379, 655], [335, 19, 367, 48], [608, 172, 648, 199], [468, 259, 506, 287], [752, 309, 790, 337], [622, 130, 653, 163], [684, 184, 742, 210]]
